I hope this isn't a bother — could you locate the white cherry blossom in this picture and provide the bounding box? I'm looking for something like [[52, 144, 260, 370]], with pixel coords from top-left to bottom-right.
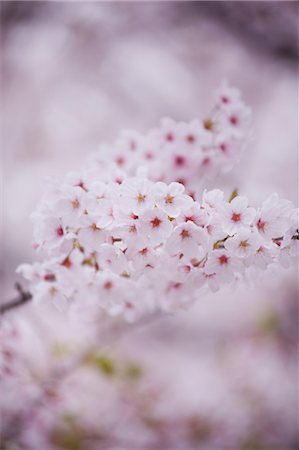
[[121, 178, 155, 214], [221, 196, 256, 235], [204, 249, 243, 283], [224, 229, 261, 258], [166, 222, 208, 259], [137, 208, 172, 245], [153, 182, 193, 217], [254, 193, 293, 239]]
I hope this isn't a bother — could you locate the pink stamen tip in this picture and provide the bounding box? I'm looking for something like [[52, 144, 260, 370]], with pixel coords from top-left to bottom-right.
[[56, 226, 64, 237]]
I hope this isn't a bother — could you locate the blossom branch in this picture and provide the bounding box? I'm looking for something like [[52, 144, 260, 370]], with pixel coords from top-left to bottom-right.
[[0, 283, 32, 315]]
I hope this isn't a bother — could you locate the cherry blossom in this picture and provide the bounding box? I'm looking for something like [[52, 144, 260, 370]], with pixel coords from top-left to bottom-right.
[[153, 181, 193, 217], [224, 229, 261, 258], [88, 83, 253, 199], [221, 196, 256, 235], [254, 193, 293, 239], [137, 208, 173, 245], [18, 171, 297, 322], [166, 222, 208, 259], [204, 249, 243, 284], [15, 84, 297, 322]]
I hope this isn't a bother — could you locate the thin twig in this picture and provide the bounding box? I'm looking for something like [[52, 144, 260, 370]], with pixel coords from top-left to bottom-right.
[[0, 283, 32, 315]]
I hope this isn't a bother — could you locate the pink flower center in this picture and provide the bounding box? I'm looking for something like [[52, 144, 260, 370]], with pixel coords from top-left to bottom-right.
[[116, 156, 125, 166], [104, 281, 113, 291], [151, 217, 162, 228], [145, 151, 153, 160], [165, 132, 174, 142], [230, 115, 239, 125], [218, 254, 229, 265], [180, 229, 190, 239], [175, 156, 186, 167], [44, 273, 56, 282], [186, 134, 195, 143], [219, 143, 227, 153], [221, 95, 229, 103], [56, 226, 64, 237], [202, 157, 210, 166], [231, 212, 241, 222], [257, 219, 266, 232]]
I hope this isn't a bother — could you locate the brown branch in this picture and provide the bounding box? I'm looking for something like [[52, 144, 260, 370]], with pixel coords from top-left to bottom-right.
[[0, 283, 32, 315]]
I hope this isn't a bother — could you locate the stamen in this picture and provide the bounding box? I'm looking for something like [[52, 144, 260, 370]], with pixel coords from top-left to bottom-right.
[[175, 156, 186, 167], [218, 254, 229, 265], [231, 212, 241, 222], [257, 219, 266, 232], [137, 194, 146, 203], [186, 134, 195, 143], [72, 199, 80, 209], [104, 281, 113, 290], [151, 217, 161, 228], [180, 229, 190, 239], [56, 226, 64, 237], [239, 240, 249, 248], [165, 194, 174, 204]]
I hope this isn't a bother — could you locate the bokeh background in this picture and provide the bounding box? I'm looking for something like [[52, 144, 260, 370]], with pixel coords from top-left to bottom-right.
[[1, 2, 298, 450]]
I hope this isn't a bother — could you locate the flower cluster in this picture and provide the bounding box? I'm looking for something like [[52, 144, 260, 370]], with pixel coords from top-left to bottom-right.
[[18, 170, 298, 321], [89, 82, 252, 198]]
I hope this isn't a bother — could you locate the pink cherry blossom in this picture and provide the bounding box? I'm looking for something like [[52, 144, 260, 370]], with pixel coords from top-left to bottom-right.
[[153, 182, 193, 217], [166, 222, 208, 259], [204, 249, 243, 283], [221, 196, 256, 235], [224, 229, 261, 258], [137, 208, 172, 245]]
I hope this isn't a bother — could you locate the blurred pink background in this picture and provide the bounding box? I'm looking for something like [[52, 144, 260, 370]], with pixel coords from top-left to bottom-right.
[[1, 2, 298, 449]]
